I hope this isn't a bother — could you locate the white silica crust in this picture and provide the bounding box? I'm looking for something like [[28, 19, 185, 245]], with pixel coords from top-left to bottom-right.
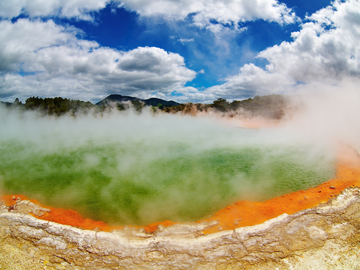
[[0, 187, 360, 269]]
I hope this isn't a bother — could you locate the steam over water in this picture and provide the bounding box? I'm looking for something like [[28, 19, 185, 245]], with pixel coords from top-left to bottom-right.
[[0, 106, 336, 226]]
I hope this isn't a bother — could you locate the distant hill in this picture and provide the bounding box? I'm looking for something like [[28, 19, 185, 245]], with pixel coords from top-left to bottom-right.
[[96, 94, 180, 108]]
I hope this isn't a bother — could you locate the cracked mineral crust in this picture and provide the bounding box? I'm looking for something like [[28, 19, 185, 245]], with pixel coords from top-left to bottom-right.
[[0, 187, 360, 269]]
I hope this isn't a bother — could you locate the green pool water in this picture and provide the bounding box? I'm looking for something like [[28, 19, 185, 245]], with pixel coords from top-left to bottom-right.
[[0, 140, 335, 226], [0, 107, 336, 225]]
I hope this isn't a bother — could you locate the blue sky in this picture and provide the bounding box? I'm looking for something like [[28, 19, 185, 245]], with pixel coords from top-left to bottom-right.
[[0, 0, 359, 103]]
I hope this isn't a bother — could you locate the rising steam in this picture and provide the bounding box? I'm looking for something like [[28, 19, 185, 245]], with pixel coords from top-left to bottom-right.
[[1, 84, 359, 226]]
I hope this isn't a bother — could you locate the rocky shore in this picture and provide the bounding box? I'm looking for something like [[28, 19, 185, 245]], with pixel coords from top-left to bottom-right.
[[0, 186, 360, 269]]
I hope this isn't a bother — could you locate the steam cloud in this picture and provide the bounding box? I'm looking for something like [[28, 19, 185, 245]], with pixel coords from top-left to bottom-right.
[[1, 85, 359, 226]]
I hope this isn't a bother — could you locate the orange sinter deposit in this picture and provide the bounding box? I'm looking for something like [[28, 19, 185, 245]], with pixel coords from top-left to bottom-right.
[[201, 164, 360, 234], [0, 195, 119, 232], [1, 145, 360, 234], [199, 144, 360, 234]]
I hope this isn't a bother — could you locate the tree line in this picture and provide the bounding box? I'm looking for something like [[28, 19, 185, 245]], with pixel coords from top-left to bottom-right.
[[6, 94, 289, 119], [164, 95, 289, 119], [11, 96, 94, 116]]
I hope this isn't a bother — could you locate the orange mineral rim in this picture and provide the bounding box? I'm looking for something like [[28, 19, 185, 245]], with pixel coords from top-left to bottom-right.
[[1, 144, 360, 234]]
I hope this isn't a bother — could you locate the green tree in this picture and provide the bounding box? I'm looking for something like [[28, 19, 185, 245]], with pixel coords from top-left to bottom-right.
[[211, 98, 229, 112]]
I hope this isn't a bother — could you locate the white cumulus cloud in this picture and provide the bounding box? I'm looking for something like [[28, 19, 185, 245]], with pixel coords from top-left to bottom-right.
[[204, 0, 360, 100], [0, 0, 116, 20], [0, 19, 196, 102], [0, 0, 296, 30], [205, 64, 295, 100], [0, 19, 76, 72], [259, 0, 360, 83], [120, 0, 297, 32]]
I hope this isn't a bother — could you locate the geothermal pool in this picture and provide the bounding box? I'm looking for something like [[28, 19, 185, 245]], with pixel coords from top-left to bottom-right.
[[0, 107, 336, 226]]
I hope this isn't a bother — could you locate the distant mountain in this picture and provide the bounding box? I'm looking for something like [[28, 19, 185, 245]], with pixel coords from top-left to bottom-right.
[[96, 94, 180, 107]]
